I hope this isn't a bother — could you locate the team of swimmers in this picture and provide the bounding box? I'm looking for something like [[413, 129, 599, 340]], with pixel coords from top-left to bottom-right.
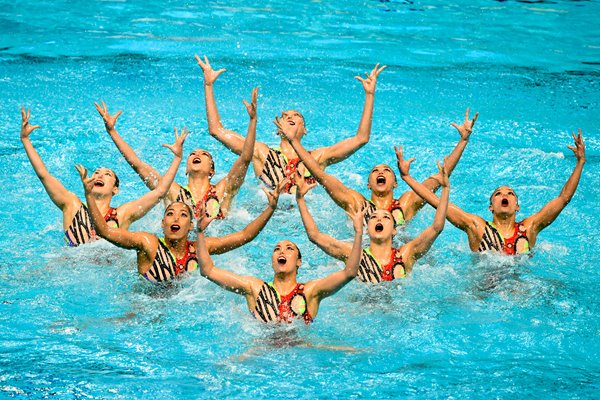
[[20, 56, 586, 324]]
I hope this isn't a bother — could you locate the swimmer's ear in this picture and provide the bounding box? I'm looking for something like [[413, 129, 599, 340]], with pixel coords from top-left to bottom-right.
[[296, 259, 302, 269], [489, 203, 494, 214], [516, 202, 520, 212], [112, 185, 119, 196]]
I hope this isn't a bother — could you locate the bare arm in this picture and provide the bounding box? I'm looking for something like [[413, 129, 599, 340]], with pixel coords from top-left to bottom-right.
[[315, 64, 386, 166], [216, 88, 258, 215], [295, 178, 352, 261], [196, 55, 248, 155], [404, 162, 450, 262], [400, 109, 478, 220], [20, 107, 78, 210], [117, 128, 188, 226], [95, 101, 164, 190], [196, 215, 258, 295], [275, 117, 365, 214], [526, 130, 586, 234], [308, 210, 364, 301], [207, 180, 285, 255]]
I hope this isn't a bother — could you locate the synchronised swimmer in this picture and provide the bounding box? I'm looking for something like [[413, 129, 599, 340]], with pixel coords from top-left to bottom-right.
[[20, 56, 586, 324]]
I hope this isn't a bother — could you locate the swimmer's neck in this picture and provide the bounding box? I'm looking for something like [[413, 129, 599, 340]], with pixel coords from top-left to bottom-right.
[[367, 240, 393, 261], [91, 194, 113, 215], [369, 190, 395, 206], [186, 174, 213, 196], [492, 214, 517, 237], [272, 273, 298, 295], [279, 139, 299, 158], [164, 236, 189, 257]]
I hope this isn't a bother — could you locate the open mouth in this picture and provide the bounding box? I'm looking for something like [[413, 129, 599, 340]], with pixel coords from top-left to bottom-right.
[[375, 223, 384, 232], [94, 180, 105, 187], [192, 157, 201, 164], [501, 199, 509, 206], [287, 120, 296, 126], [170, 224, 181, 232], [376, 176, 386, 185], [277, 256, 287, 265]]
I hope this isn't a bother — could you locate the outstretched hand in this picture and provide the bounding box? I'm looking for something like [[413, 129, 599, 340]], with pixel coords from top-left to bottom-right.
[[94, 101, 122, 131], [394, 145, 415, 177], [75, 164, 95, 194], [263, 177, 289, 209], [355, 64, 387, 95], [196, 202, 216, 233], [162, 127, 189, 158], [243, 87, 259, 119], [273, 115, 300, 141], [295, 171, 317, 199], [431, 159, 450, 188], [450, 108, 479, 141], [195, 55, 226, 86], [567, 129, 586, 163], [349, 207, 366, 234], [20, 107, 40, 139]]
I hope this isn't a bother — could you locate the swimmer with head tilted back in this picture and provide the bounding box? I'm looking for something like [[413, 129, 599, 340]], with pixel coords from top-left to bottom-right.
[[197, 55, 386, 193], [96, 86, 258, 220], [20, 107, 185, 246], [397, 130, 586, 255], [277, 106, 477, 227], [76, 162, 288, 283], [296, 161, 449, 283], [195, 202, 364, 324]]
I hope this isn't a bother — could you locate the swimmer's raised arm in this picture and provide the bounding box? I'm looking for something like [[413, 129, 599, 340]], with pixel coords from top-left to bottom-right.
[[524, 130, 586, 237], [295, 177, 352, 261], [20, 107, 79, 211], [196, 55, 269, 161], [196, 213, 261, 295], [403, 161, 450, 264], [396, 146, 482, 234], [207, 178, 286, 255], [304, 209, 364, 310], [275, 117, 364, 214], [398, 109, 478, 221], [312, 64, 386, 167], [95, 101, 168, 191], [76, 164, 155, 255], [116, 128, 187, 229], [214, 87, 259, 216]]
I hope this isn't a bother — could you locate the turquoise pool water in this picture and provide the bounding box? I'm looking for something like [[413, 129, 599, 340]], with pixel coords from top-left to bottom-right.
[[1, 1, 599, 398]]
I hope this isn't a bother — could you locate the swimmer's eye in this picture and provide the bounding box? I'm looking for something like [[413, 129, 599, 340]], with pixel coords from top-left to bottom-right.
[[383, 215, 391, 220]]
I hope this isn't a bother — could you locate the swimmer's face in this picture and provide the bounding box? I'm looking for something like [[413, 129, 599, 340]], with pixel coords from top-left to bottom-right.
[[278, 110, 306, 138], [368, 164, 397, 193], [161, 202, 193, 240], [186, 149, 215, 178], [366, 209, 396, 239], [489, 186, 520, 215], [91, 168, 119, 196], [272, 240, 302, 274]]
